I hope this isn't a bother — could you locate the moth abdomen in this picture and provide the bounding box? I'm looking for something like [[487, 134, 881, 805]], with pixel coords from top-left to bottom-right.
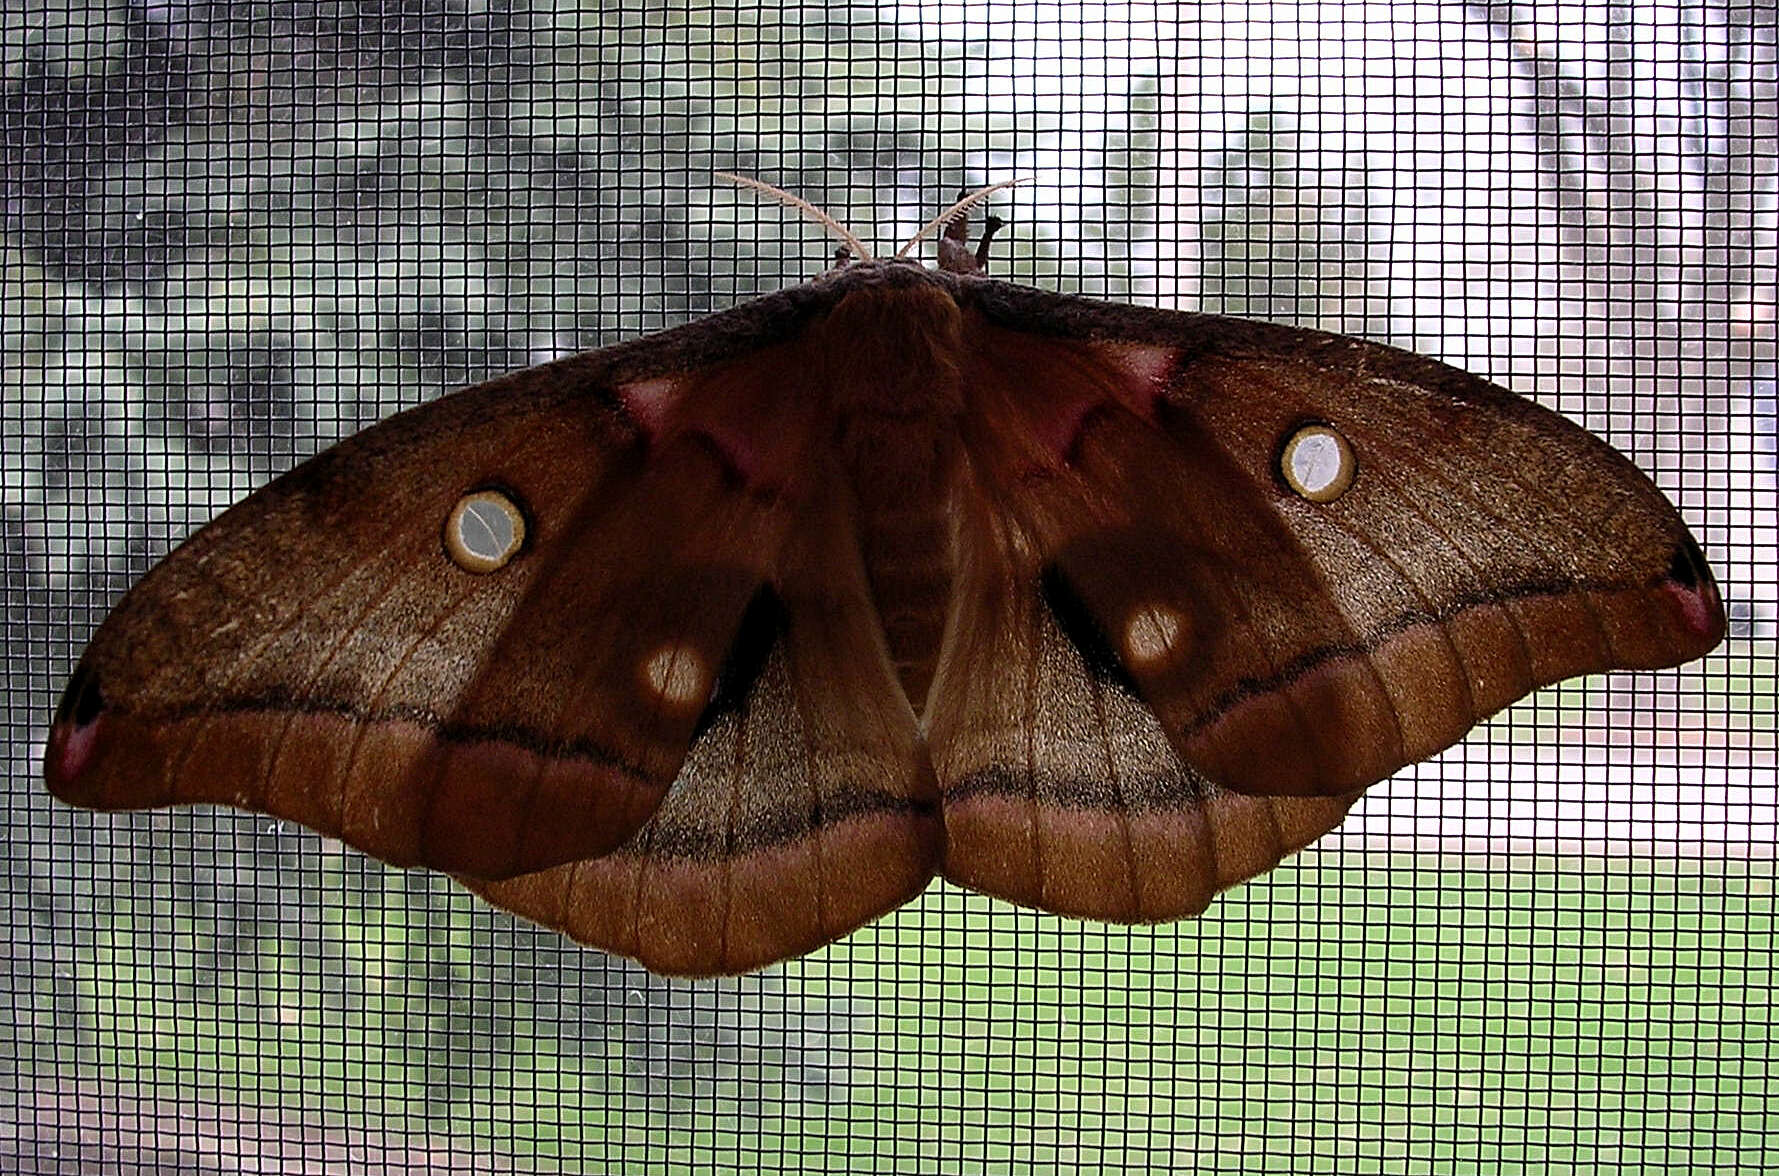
[[839, 440, 961, 708]]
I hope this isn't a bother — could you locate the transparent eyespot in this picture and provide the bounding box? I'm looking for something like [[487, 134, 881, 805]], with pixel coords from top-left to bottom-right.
[[444, 489, 527, 573], [1280, 424, 1356, 503]]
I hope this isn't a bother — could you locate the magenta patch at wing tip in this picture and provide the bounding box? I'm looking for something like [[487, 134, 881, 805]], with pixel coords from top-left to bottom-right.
[[1661, 537, 1727, 645], [46, 664, 107, 786], [1662, 576, 1726, 645], [48, 718, 100, 785]]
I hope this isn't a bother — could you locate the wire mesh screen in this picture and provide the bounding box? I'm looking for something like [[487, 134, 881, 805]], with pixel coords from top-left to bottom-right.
[[4, 1, 1774, 1171]]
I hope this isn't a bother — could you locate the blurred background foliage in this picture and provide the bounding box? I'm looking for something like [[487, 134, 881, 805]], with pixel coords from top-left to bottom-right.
[[3, 1, 1774, 1171]]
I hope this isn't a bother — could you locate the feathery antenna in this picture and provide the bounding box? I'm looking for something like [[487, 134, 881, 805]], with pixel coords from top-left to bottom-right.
[[714, 172, 874, 262], [897, 179, 1030, 259]]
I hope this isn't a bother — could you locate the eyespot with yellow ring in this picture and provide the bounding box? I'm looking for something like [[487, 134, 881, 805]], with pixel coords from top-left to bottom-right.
[[1279, 423, 1357, 503], [444, 489, 527, 573]]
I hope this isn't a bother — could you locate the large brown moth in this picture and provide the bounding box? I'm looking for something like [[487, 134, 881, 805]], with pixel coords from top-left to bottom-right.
[[45, 179, 1726, 976]]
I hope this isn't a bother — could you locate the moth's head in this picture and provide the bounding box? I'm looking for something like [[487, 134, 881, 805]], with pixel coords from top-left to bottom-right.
[[716, 173, 1026, 279]]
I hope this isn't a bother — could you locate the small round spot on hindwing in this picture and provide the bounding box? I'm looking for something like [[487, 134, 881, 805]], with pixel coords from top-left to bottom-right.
[[643, 645, 712, 710], [444, 489, 527, 573], [1279, 423, 1356, 503], [1122, 603, 1188, 670]]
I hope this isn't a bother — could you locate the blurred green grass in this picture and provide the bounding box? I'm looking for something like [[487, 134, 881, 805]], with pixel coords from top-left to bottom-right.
[[40, 854, 1776, 1173]]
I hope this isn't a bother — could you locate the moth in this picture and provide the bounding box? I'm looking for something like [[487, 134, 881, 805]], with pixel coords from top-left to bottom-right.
[[45, 179, 1726, 976]]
